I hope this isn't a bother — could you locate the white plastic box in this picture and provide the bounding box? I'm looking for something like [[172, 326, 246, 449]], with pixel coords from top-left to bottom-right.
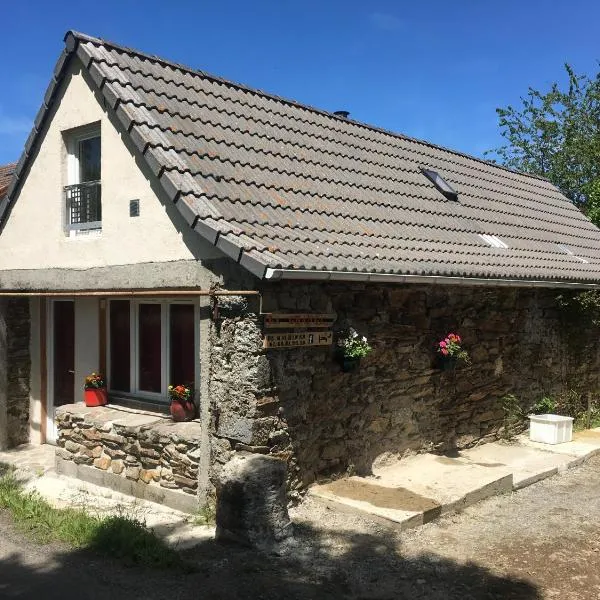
[[528, 414, 573, 445]]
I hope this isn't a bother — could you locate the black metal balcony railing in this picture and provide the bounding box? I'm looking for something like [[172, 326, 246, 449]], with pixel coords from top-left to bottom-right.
[[64, 181, 102, 230]]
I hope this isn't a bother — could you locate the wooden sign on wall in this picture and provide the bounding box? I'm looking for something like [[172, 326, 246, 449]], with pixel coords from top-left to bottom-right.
[[263, 331, 333, 349], [263, 313, 336, 329]]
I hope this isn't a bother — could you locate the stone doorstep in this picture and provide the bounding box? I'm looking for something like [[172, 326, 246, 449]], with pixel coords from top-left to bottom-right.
[[309, 428, 600, 530]]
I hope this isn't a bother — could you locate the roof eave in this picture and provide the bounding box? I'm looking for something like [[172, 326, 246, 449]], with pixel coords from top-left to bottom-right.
[[263, 268, 600, 289], [0, 30, 589, 287]]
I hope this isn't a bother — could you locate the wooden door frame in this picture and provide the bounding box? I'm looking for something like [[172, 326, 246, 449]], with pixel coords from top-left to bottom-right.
[[40, 298, 48, 443], [46, 298, 75, 444]]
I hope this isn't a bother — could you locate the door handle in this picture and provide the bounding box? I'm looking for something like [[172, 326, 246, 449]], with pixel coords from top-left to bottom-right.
[[68, 370, 75, 374]]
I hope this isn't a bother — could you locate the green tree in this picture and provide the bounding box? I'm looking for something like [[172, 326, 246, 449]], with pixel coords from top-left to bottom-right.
[[486, 64, 600, 223]]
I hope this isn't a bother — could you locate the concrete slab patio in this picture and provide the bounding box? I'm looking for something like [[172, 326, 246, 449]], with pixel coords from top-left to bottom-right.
[[310, 428, 600, 530]]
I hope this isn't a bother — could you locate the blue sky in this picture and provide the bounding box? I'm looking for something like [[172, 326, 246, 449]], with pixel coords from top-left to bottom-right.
[[0, 0, 598, 165]]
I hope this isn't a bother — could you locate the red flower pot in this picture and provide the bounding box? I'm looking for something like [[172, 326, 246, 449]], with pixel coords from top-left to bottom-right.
[[84, 388, 108, 407], [169, 398, 196, 422]]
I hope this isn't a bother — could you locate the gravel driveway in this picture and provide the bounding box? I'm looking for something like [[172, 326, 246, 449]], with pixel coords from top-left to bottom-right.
[[2, 455, 600, 599]]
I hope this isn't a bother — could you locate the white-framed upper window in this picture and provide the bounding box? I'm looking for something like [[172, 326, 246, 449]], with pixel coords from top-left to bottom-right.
[[64, 125, 102, 234], [107, 299, 199, 403]]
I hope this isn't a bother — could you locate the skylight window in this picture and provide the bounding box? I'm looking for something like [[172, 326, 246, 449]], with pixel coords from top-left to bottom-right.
[[479, 234, 509, 249], [421, 169, 458, 201], [557, 243, 573, 255], [556, 243, 589, 263]]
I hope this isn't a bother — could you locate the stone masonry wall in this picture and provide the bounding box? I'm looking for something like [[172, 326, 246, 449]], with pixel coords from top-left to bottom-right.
[[56, 405, 201, 496], [208, 295, 268, 484], [208, 282, 600, 497], [7, 298, 30, 447]]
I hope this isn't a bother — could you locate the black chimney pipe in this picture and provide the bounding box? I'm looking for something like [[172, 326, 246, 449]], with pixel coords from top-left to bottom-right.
[[333, 110, 350, 119]]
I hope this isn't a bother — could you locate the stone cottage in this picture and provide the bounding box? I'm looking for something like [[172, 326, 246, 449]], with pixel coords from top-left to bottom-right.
[[1, 31, 600, 511]]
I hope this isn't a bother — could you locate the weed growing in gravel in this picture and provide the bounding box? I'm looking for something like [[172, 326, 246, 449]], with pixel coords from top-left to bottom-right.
[[531, 396, 558, 415], [0, 472, 183, 569], [500, 394, 527, 440], [531, 390, 600, 430], [501, 390, 600, 439], [193, 501, 216, 526]]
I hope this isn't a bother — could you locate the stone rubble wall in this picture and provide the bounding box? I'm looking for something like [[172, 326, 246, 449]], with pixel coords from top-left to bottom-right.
[[55, 407, 201, 495], [208, 282, 600, 498], [7, 298, 30, 447], [208, 295, 269, 488]]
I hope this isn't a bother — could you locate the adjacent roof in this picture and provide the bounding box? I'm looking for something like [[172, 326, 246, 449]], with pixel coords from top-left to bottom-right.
[[4, 30, 600, 286], [0, 163, 15, 201]]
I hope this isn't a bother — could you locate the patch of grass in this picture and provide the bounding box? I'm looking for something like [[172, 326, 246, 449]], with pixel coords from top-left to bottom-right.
[[0, 472, 182, 569], [90, 515, 182, 568], [0, 474, 98, 546]]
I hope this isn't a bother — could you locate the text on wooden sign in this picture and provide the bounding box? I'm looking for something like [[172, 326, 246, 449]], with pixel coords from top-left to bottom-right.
[[263, 331, 333, 349], [263, 313, 336, 329]]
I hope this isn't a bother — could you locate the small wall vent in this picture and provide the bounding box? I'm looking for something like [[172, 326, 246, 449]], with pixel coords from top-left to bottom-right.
[[421, 169, 458, 201], [129, 199, 140, 217]]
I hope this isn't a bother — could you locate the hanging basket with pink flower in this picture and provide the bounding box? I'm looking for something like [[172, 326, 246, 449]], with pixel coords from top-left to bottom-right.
[[436, 333, 470, 370]]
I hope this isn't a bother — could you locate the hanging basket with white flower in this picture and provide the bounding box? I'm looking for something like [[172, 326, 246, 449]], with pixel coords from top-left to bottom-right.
[[336, 328, 372, 372]]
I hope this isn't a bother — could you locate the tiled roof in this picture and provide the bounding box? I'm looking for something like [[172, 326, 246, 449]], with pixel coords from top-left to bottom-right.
[[0, 163, 15, 201], [4, 31, 600, 285]]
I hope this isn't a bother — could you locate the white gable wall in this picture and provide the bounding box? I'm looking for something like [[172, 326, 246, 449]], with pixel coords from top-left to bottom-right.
[[0, 58, 220, 272]]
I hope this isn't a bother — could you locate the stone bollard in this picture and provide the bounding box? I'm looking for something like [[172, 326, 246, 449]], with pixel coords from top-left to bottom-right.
[[215, 453, 293, 553]]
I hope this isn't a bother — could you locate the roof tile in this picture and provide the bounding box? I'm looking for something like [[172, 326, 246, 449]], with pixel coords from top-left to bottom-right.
[[5, 32, 600, 285]]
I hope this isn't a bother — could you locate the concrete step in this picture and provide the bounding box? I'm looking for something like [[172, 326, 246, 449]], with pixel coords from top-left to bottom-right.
[[309, 428, 600, 530], [310, 454, 513, 530]]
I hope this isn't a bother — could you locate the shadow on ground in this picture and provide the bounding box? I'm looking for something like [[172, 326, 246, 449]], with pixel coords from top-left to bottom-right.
[[0, 514, 540, 600]]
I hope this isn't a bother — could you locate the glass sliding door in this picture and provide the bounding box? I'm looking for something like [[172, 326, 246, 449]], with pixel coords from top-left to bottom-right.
[[170, 304, 195, 389], [109, 300, 130, 392], [138, 303, 162, 394]]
